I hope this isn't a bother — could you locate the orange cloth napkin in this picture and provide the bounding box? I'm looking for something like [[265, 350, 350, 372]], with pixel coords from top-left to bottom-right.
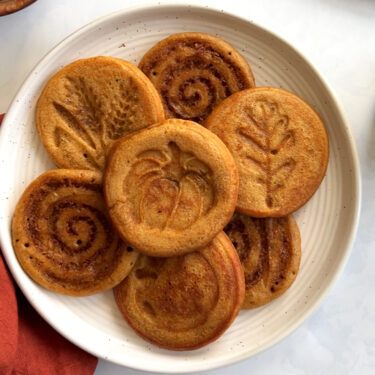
[[0, 113, 98, 375]]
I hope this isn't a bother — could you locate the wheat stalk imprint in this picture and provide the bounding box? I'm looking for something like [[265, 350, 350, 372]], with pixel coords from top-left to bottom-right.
[[52, 76, 139, 169], [237, 101, 295, 207]]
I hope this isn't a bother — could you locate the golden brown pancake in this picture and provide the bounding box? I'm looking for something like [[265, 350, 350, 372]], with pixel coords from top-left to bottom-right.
[[0, 0, 36, 16], [139, 32, 255, 124], [205, 87, 329, 217], [114, 232, 245, 350], [224, 213, 301, 309], [104, 118, 239, 257], [36, 56, 164, 171], [12, 169, 138, 296]]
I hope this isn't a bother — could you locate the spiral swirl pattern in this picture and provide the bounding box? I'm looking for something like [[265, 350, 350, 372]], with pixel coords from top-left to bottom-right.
[[224, 213, 301, 309], [12, 169, 138, 296], [139, 32, 255, 124]]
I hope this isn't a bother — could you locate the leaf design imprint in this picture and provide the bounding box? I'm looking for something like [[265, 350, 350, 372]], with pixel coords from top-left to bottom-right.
[[237, 101, 296, 207], [125, 142, 214, 230]]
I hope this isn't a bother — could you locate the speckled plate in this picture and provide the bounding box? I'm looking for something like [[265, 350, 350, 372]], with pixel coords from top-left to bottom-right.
[[0, 4, 361, 373]]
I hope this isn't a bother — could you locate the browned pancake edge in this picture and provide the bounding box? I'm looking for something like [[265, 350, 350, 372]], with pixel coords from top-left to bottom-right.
[[114, 231, 245, 350]]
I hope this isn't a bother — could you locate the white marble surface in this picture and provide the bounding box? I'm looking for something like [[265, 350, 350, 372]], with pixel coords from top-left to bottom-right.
[[1, 0, 374, 374]]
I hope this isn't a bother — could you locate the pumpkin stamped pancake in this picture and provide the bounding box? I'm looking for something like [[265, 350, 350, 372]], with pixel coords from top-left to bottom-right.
[[104, 119, 239, 257], [206, 87, 329, 217], [12, 169, 138, 296], [224, 213, 301, 309], [139, 32, 255, 124], [114, 232, 245, 350], [36, 56, 164, 171]]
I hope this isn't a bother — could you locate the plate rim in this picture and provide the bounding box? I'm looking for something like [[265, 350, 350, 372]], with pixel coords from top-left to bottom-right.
[[0, 3, 362, 373]]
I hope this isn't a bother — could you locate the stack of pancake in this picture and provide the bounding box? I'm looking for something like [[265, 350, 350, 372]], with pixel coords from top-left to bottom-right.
[[12, 32, 329, 351]]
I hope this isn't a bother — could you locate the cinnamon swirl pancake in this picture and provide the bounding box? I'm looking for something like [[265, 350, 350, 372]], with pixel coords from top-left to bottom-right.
[[104, 118, 239, 257], [205, 87, 329, 217], [36, 56, 164, 171], [12, 169, 138, 296], [114, 232, 245, 350], [139, 32, 255, 124], [224, 213, 301, 309]]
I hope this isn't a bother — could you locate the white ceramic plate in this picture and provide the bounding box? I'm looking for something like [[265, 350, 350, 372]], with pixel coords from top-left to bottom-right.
[[0, 4, 361, 373]]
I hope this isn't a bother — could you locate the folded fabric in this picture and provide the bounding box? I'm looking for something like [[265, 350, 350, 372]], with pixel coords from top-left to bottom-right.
[[0, 113, 98, 375]]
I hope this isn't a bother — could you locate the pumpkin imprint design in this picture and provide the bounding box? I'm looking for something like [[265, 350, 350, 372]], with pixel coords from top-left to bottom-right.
[[125, 141, 215, 230], [236, 101, 296, 207]]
